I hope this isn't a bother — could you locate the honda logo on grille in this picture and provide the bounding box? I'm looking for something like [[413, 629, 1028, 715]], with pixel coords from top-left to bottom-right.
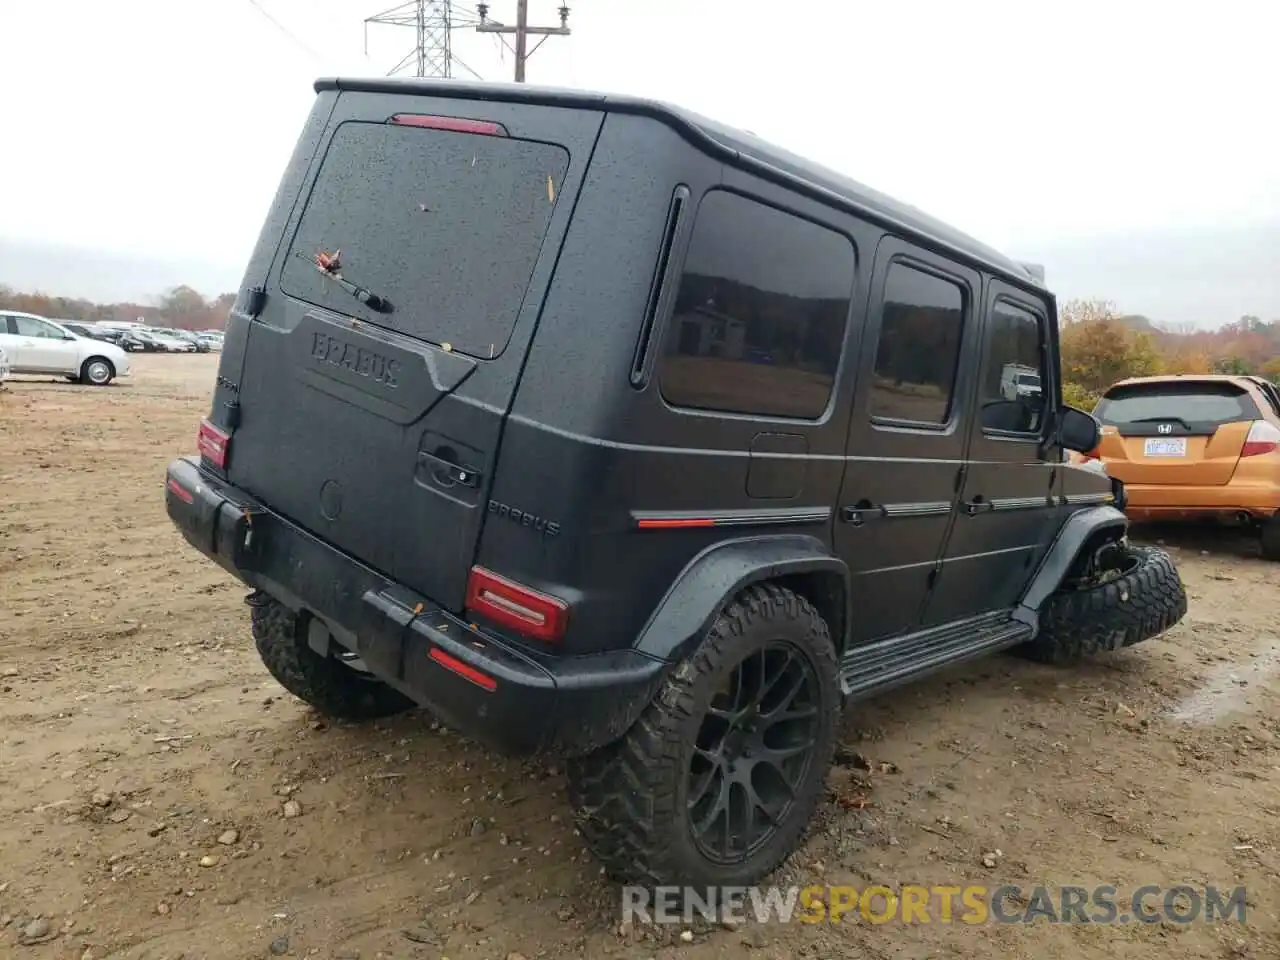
[[1157, 423, 1173, 434]]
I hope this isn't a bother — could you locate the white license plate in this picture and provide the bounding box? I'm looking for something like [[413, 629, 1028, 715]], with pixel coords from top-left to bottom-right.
[[1144, 437, 1187, 457]]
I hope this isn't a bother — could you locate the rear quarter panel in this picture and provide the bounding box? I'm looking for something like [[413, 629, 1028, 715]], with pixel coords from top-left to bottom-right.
[[479, 113, 720, 655], [482, 114, 860, 656]]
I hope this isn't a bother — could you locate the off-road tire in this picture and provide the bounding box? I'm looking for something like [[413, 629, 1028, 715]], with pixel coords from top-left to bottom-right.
[[79, 356, 115, 386], [1017, 544, 1187, 665], [566, 583, 841, 888], [1260, 518, 1280, 562], [250, 594, 416, 720]]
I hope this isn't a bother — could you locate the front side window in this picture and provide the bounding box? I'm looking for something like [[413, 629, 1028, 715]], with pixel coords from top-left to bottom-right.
[[980, 299, 1047, 434], [12, 316, 63, 339], [658, 190, 855, 420], [868, 263, 966, 424]]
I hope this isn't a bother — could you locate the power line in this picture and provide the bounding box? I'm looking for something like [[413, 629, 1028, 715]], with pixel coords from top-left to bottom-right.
[[476, 2, 571, 83], [244, 0, 329, 63]]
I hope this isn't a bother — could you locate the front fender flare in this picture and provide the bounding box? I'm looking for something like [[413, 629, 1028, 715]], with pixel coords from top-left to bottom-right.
[[633, 534, 850, 664], [1015, 505, 1128, 632]]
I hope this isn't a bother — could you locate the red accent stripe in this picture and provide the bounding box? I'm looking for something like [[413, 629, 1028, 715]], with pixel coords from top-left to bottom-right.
[[636, 518, 717, 529], [429, 647, 498, 692], [166, 477, 194, 504]]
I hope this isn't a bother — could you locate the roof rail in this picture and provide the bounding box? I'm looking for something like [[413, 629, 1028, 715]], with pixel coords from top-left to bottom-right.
[[1017, 262, 1046, 283]]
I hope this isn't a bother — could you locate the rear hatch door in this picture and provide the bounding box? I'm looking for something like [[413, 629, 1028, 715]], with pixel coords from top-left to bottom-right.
[[227, 88, 603, 611], [1093, 379, 1262, 485]]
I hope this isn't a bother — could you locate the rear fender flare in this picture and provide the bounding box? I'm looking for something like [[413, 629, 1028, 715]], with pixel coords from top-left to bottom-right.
[[633, 534, 850, 664], [1016, 505, 1128, 630]]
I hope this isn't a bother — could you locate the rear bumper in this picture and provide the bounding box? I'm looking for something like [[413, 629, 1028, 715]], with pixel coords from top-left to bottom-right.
[[163, 456, 668, 757], [1121, 479, 1280, 521]]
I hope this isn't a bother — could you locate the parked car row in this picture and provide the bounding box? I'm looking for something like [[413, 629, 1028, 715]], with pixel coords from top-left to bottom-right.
[[57, 321, 136, 350], [122, 328, 201, 353], [59, 321, 224, 354]]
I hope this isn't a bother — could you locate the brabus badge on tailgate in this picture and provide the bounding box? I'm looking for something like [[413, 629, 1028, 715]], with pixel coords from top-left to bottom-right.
[[310, 331, 400, 388]]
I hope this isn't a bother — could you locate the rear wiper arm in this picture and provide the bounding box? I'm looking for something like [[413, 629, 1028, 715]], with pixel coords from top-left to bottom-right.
[[298, 250, 393, 314]]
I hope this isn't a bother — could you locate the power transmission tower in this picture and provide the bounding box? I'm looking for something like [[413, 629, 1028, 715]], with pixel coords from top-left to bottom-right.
[[364, 0, 480, 78], [475, 2, 571, 83]]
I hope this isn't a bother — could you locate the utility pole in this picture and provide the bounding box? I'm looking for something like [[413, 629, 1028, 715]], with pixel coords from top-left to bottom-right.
[[365, 0, 481, 79], [475, 2, 571, 83]]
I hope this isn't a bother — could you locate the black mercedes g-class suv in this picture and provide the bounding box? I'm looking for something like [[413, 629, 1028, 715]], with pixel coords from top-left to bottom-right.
[[165, 76, 1187, 889]]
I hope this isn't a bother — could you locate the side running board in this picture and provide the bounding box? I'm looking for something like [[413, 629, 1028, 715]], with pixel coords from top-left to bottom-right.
[[839, 610, 1033, 700]]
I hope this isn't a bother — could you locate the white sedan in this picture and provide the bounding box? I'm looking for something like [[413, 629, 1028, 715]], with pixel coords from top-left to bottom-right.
[[0, 311, 132, 386]]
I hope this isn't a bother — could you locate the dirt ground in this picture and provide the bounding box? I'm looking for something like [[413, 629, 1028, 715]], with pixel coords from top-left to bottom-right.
[[1, 353, 1277, 960]]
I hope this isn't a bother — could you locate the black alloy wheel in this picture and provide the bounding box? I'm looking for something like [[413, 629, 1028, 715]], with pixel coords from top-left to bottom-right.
[[687, 642, 822, 864]]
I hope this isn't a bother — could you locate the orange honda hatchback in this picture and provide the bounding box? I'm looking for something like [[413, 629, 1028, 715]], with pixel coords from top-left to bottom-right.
[[1079, 374, 1280, 560]]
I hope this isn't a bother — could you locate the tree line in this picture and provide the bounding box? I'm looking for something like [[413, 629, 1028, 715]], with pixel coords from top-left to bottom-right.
[[1, 281, 1277, 410], [1059, 299, 1280, 408], [0, 284, 236, 332]]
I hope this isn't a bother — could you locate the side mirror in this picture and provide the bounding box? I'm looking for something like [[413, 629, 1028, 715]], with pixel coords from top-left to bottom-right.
[[1058, 405, 1101, 453]]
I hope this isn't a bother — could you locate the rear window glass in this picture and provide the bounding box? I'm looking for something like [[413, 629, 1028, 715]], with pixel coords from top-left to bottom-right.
[[280, 120, 569, 359], [1095, 382, 1260, 426]]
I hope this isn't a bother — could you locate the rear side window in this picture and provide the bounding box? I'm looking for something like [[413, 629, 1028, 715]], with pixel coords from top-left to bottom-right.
[[868, 264, 966, 424], [280, 120, 569, 359], [1251, 379, 1280, 418], [1095, 381, 1261, 428], [658, 190, 854, 420]]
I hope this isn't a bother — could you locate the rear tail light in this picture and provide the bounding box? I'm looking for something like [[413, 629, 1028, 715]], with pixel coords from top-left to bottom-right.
[[389, 114, 508, 137], [197, 417, 231, 468], [465, 567, 569, 643], [1240, 420, 1280, 458]]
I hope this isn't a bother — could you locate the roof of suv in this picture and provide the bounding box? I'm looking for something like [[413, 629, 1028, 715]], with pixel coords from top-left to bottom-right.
[[315, 77, 1047, 292]]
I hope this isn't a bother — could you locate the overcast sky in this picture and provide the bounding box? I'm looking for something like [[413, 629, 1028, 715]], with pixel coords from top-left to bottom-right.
[[1, 0, 1276, 325]]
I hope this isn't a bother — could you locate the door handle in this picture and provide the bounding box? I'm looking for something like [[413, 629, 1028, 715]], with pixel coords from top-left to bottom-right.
[[841, 503, 886, 527], [417, 450, 480, 488], [964, 497, 994, 515]]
